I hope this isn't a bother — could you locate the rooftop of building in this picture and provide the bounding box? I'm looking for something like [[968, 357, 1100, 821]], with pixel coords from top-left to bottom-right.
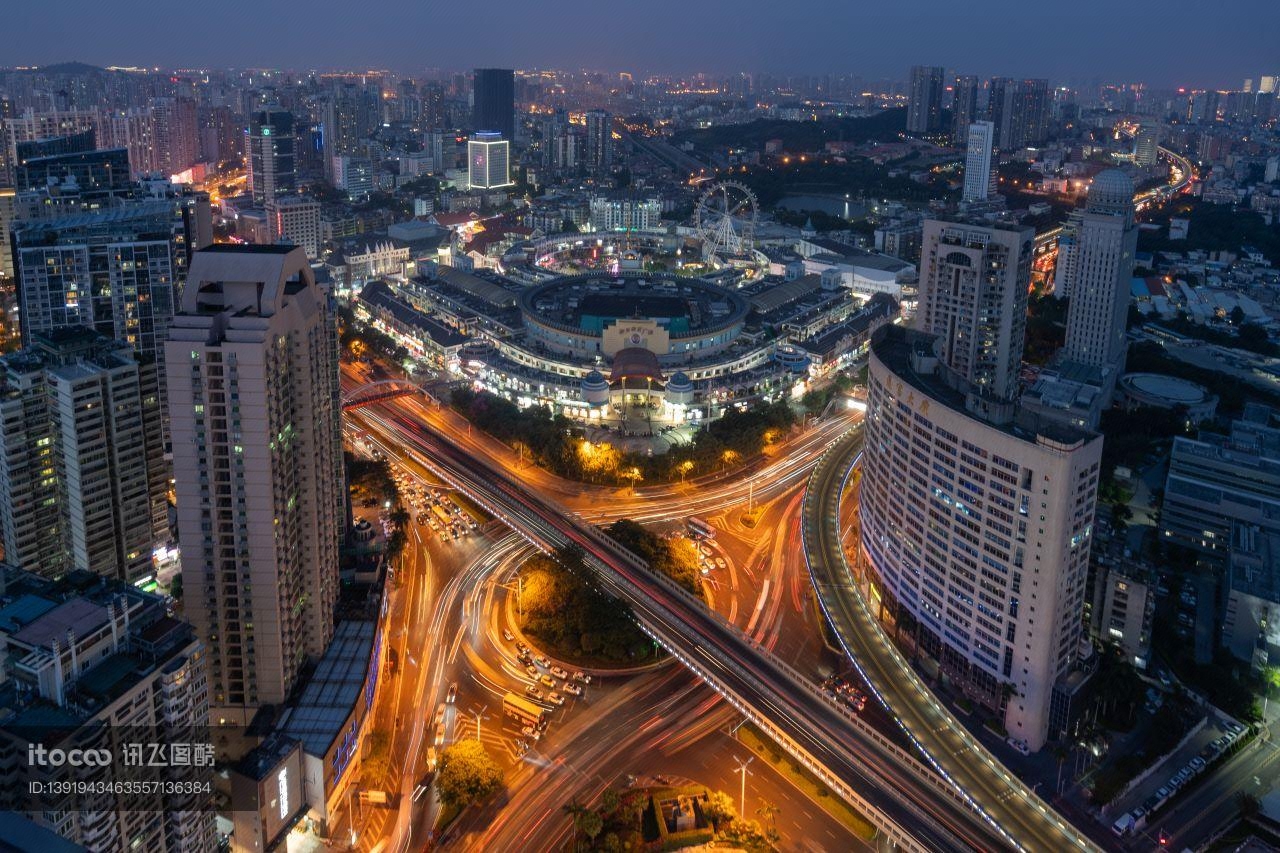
[[280, 620, 376, 758], [234, 732, 302, 782], [1229, 525, 1280, 604], [871, 324, 1096, 448], [358, 281, 469, 348], [521, 273, 749, 336]]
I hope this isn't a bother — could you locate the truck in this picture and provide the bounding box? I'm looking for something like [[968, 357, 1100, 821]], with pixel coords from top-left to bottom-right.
[[1111, 812, 1135, 837]]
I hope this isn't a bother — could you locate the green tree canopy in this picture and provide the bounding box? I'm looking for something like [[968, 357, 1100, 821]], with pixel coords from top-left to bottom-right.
[[435, 739, 504, 808]]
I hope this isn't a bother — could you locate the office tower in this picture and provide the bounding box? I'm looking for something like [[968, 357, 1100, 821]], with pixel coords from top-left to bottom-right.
[[1134, 123, 1160, 168], [584, 109, 613, 175], [1060, 170, 1137, 369], [962, 121, 998, 203], [989, 78, 1050, 149], [267, 195, 321, 258], [421, 83, 445, 128], [247, 104, 296, 204], [166, 245, 343, 727], [150, 97, 199, 176], [860, 324, 1102, 750], [467, 131, 513, 189], [916, 218, 1034, 400], [472, 68, 515, 142], [0, 328, 168, 583], [0, 188, 14, 279], [906, 65, 945, 133], [12, 192, 212, 374], [0, 564, 213, 851], [951, 75, 980, 144]]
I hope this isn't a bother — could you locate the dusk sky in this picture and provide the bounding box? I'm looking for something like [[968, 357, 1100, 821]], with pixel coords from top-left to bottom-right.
[[7, 0, 1277, 88]]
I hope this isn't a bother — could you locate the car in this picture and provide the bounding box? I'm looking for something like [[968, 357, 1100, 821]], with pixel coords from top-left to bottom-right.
[[425, 746, 438, 771], [539, 674, 556, 688], [549, 665, 568, 680], [1158, 669, 1174, 687], [1005, 737, 1031, 756], [700, 545, 712, 556], [525, 685, 544, 700], [562, 682, 583, 696], [1175, 768, 1191, 784], [446, 682, 458, 704], [521, 725, 540, 742], [434, 721, 447, 746], [1227, 722, 1246, 735], [534, 655, 551, 668], [1191, 756, 1206, 770], [434, 706, 446, 727], [715, 557, 727, 569], [524, 664, 539, 677], [516, 642, 530, 655], [547, 691, 565, 706], [572, 671, 591, 684], [1156, 785, 1172, 800], [503, 629, 515, 642]]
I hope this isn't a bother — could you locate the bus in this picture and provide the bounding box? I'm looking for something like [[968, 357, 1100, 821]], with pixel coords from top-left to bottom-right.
[[502, 692, 547, 729], [688, 517, 715, 540]]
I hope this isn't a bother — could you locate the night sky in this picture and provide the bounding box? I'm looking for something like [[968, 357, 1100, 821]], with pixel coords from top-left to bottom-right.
[[7, 0, 1276, 88]]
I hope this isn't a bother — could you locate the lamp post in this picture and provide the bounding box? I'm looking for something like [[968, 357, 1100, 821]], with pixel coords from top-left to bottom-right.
[[468, 705, 490, 741], [731, 755, 754, 818]]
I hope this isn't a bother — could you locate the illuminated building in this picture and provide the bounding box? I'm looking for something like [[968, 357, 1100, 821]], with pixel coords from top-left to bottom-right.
[[860, 324, 1102, 750], [961, 121, 997, 203], [951, 75, 979, 145], [588, 192, 661, 232], [150, 96, 198, 177], [0, 328, 169, 584], [467, 131, 512, 189], [472, 68, 515, 144], [166, 245, 343, 735], [247, 103, 295, 204], [330, 154, 374, 199], [906, 65, 945, 134], [988, 78, 1050, 149], [266, 195, 321, 258]]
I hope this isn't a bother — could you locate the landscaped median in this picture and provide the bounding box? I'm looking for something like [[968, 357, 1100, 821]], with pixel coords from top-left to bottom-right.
[[736, 722, 878, 843]]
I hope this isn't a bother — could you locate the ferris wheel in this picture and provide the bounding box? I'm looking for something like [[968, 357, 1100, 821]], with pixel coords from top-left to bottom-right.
[[694, 180, 759, 262]]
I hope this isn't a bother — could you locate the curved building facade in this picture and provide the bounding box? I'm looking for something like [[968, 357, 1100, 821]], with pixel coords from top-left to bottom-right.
[[859, 326, 1103, 750]]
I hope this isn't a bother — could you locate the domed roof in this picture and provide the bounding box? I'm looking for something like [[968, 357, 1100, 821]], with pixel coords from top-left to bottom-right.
[[608, 347, 665, 383], [1087, 169, 1135, 215], [581, 370, 608, 390], [666, 371, 692, 391]]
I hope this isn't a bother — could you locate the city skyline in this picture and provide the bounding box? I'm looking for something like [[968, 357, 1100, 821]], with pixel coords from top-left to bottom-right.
[[3, 0, 1277, 88]]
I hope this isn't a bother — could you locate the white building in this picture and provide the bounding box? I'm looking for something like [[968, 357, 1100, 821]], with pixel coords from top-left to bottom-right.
[[589, 194, 662, 232], [962, 121, 997, 203], [860, 325, 1102, 750], [467, 132, 512, 190], [166, 245, 343, 732], [267, 195, 322, 259], [0, 328, 168, 584], [1060, 170, 1138, 370], [330, 155, 374, 199], [917, 219, 1034, 400]]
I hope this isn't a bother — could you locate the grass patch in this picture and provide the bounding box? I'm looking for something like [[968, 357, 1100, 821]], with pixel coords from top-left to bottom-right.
[[738, 723, 878, 842]]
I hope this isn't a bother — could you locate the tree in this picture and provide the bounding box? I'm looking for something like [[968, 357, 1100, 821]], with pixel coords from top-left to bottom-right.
[[563, 798, 588, 851], [755, 800, 780, 831], [435, 739, 504, 808], [1230, 305, 1247, 327], [362, 729, 392, 780], [578, 809, 604, 844], [560, 217, 580, 234], [702, 790, 737, 830]]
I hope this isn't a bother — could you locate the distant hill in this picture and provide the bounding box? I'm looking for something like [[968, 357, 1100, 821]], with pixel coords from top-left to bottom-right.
[[16, 61, 106, 75]]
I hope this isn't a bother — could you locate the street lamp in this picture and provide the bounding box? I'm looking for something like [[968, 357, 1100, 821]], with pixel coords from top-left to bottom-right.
[[731, 755, 754, 818], [468, 705, 491, 741]]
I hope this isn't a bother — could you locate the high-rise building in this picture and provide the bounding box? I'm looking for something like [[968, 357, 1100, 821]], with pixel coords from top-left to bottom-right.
[[467, 131, 513, 189], [951, 75, 980, 145], [150, 97, 199, 177], [166, 245, 343, 727], [860, 324, 1102, 750], [472, 68, 515, 143], [0, 328, 168, 583], [12, 192, 212, 382], [247, 104, 295, 205], [322, 85, 376, 182], [906, 65, 945, 134], [424, 129, 445, 173], [916, 218, 1034, 400], [14, 147, 131, 196], [1134, 123, 1160, 168], [584, 109, 613, 175], [1060, 170, 1137, 370], [962, 121, 998, 203], [989, 78, 1050, 149], [0, 564, 214, 851], [267, 195, 321, 258], [330, 154, 374, 199]]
